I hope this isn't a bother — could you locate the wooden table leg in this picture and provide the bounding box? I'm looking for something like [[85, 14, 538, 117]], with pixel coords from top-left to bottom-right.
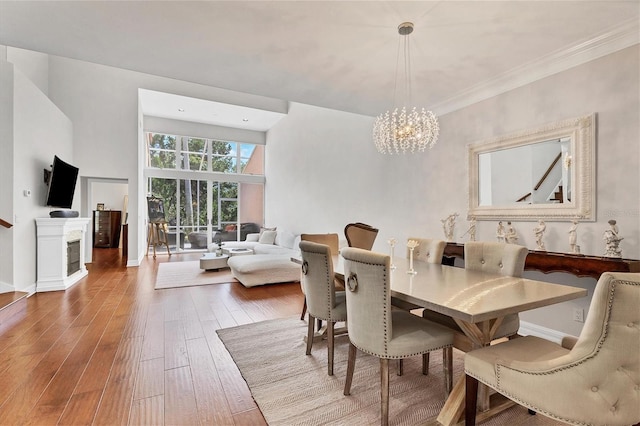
[[435, 317, 506, 425], [436, 375, 466, 425]]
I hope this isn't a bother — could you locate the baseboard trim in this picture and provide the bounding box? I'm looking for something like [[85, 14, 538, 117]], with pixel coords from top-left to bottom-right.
[[519, 321, 575, 344]]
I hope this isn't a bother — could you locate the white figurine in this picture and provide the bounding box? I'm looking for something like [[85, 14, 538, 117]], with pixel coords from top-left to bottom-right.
[[461, 216, 477, 242], [407, 239, 419, 275], [441, 212, 459, 242], [387, 238, 397, 269], [505, 221, 518, 244], [568, 219, 580, 254], [603, 219, 623, 258], [496, 221, 505, 243], [533, 220, 546, 251]]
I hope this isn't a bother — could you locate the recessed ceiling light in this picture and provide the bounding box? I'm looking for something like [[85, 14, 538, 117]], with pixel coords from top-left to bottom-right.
[[178, 108, 185, 112], [242, 118, 249, 122]]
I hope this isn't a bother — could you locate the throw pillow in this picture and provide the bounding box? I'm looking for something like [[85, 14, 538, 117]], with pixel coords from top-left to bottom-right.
[[259, 226, 277, 238], [224, 224, 237, 232], [258, 230, 277, 245]]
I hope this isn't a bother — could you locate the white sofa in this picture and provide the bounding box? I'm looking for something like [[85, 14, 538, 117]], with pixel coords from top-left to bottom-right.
[[209, 229, 301, 287]]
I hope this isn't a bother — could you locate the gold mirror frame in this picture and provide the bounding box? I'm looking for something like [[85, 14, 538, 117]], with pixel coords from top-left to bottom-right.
[[468, 113, 596, 221]]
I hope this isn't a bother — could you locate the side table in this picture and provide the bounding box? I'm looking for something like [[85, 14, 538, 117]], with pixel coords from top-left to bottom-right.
[[200, 253, 229, 271]]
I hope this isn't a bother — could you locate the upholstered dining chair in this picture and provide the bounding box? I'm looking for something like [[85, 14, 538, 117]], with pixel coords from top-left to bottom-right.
[[465, 272, 640, 426], [344, 222, 379, 250], [423, 241, 528, 351], [408, 237, 446, 264], [394, 238, 447, 376], [299, 233, 340, 321], [299, 240, 347, 376], [341, 247, 454, 426]]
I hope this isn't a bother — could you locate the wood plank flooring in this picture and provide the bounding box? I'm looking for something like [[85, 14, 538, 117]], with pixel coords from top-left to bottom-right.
[[0, 248, 303, 425]]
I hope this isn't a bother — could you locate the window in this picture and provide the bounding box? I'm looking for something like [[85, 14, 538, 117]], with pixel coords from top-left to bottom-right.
[[145, 132, 264, 249], [146, 134, 263, 175]]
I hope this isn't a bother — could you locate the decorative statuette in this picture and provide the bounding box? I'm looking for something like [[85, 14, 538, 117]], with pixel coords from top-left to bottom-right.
[[533, 220, 546, 251], [496, 221, 505, 243], [505, 221, 518, 244], [568, 219, 580, 254], [603, 219, 623, 258], [215, 239, 223, 256], [387, 237, 397, 270], [441, 212, 459, 242], [462, 216, 476, 241], [407, 239, 419, 275]]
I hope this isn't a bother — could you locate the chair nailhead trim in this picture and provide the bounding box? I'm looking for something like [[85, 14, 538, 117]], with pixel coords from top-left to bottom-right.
[[354, 342, 452, 359]]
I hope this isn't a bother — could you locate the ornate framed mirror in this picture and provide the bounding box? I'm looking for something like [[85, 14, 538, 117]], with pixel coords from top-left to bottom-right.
[[468, 114, 596, 221]]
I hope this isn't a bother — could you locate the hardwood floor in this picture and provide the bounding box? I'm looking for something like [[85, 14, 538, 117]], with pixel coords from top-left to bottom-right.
[[0, 248, 304, 425]]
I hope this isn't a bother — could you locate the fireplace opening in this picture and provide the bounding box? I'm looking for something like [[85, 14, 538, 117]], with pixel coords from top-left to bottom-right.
[[67, 240, 81, 276]]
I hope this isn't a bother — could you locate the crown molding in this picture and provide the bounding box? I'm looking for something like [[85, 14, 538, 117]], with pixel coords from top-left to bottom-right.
[[433, 18, 640, 116]]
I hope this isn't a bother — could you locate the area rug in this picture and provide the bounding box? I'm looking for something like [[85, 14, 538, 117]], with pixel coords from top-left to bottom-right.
[[217, 317, 562, 426], [154, 261, 238, 289]]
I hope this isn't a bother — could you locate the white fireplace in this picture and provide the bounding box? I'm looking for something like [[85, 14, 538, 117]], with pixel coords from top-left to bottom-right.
[[35, 217, 90, 292]]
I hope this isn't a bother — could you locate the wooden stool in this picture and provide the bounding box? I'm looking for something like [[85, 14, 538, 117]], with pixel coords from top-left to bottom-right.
[[146, 221, 171, 258]]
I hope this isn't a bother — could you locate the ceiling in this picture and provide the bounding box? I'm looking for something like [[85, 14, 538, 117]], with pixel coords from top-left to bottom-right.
[[1, 1, 638, 128]]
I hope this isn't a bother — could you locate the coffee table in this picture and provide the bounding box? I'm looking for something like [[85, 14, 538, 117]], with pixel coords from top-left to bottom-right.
[[222, 248, 254, 256], [200, 253, 229, 271]]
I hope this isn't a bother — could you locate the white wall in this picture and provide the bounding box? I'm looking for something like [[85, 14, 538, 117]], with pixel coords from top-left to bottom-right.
[[269, 46, 639, 258], [266, 46, 639, 336], [265, 102, 380, 236], [0, 59, 74, 293], [6, 47, 48, 95], [439, 46, 639, 257], [46, 55, 287, 266], [90, 180, 128, 213], [0, 59, 15, 292]]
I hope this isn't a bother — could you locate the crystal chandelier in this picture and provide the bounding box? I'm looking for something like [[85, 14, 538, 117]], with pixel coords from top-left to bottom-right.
[[373, 22, 439, 154]]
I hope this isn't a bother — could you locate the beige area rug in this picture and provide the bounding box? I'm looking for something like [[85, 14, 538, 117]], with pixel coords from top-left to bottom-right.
[[217, 317, 562, 426], [154, 261, 238, 290]]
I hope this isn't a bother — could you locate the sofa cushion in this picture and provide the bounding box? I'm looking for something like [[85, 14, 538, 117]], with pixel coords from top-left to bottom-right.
[[245, 233, 260, 242], [275, 230, 297, 249], [253, 244, 297, 256], [259, 226, 277, 237], [227, 254, 300, 287], [258, 230, 277, 245]]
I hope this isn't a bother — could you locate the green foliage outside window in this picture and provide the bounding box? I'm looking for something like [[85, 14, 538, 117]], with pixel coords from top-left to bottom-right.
[[147, 133, 245, 234], [148, 134, 250, 172]]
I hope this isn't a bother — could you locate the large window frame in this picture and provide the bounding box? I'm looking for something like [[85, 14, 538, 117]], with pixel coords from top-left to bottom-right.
[[144, 132, 265, 250]]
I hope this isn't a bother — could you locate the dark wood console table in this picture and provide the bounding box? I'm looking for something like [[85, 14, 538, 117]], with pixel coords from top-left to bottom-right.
[[443, 242, 640, 279]]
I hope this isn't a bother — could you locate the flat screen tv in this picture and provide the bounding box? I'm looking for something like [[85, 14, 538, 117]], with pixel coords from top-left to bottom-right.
[[45, 155, 79, 210]]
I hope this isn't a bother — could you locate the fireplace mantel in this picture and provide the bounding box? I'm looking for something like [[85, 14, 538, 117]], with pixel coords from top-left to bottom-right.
[[35, 217, 91, 292]]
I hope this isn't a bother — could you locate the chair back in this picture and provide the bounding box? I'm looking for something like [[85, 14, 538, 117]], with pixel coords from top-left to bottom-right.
[[344, 222, 379, 250], [408, 238, 445, 264], [464, 241, 527, 277], [299, 241, 338, 321], [499, 272, 640, 424], [341, 247, 391, 357], [300, 233, 339, 256]]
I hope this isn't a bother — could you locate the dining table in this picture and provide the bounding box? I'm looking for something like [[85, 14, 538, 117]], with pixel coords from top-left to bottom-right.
[[318, 253, 588, 425]]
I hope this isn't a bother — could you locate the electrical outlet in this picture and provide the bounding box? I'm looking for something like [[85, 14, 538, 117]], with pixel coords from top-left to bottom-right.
[[573, 308, 584, 323]]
